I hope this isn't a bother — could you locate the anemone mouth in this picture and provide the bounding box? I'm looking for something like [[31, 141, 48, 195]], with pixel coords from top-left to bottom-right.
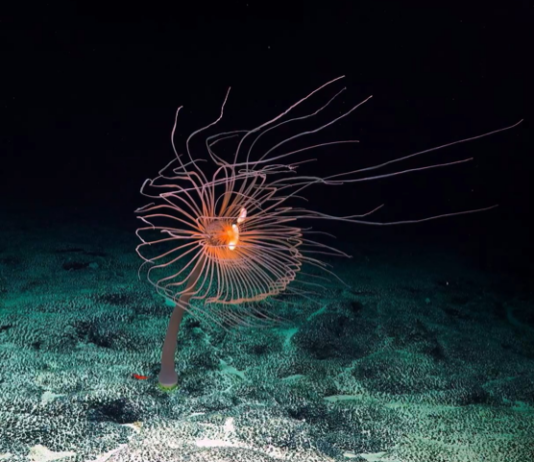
[[203, 218, 238, 248], [135, 75, 521, 328]]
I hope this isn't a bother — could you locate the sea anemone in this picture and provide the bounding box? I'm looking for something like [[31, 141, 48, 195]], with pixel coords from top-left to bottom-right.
[[135, 76, 520, 390]]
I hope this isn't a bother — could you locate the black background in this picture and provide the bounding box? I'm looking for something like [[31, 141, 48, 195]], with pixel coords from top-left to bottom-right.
[[1, 2, 532, 272]]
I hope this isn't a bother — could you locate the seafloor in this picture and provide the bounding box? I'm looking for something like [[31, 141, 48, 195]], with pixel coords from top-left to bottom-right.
[[1, 208, 533, 462]]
